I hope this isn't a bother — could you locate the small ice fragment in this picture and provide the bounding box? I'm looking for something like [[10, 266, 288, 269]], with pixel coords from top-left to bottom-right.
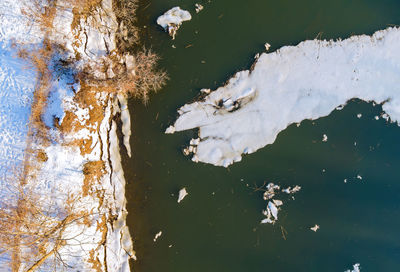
[[165, 125, 176, 134], [183, 147, 190, 156], [322, 169, 326, 173], [356, 175, 362, 180], [273, 199, 283, 206], [190, 138, 200, 145], [382, 113, 389, 121], [310, 224, 320, 232], [200, 88, 211, 94], [177, 187, 188, 203], [354, 141, 357, 146], [263, 183, 280, 200], [357, 113, 362, 118], [345, 263, 361, 272], [268, 201, 278, 220], [344, 179, 347, 183], [157, 7, 192, 39], [282, 185, 301, 194], [336, 105, 344, 110], [261, 218, 274, 224], [322, 134, 328, 142], [195, 3, 204, 13], [264, 43, 271, 51], [172, 45, 176, 48], [168, 244, 173, 248], [374, 115, 379, 120], [153, 231, 162, 242]]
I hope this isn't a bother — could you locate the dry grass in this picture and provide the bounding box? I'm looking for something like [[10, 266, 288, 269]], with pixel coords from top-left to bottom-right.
[[128, 49, 168, 103], [82, 161, 105, 197], [0, 181, 90, 271], [1, 0, 168, 270]]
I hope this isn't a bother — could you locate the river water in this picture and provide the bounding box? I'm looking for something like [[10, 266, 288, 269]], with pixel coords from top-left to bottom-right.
[[123, 0, 400, 271]]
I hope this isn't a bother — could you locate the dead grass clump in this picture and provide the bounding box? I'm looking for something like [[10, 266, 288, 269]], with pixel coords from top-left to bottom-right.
[[0, 182, 87, 271], [59, 110, 85, 134], [36, 149, 48, 162], [71, 0, 103, 30], [82, 161, 105, 197], [113, 0, 139, 52], [128, 49, 168, 103], [20, 0, 57, 32]]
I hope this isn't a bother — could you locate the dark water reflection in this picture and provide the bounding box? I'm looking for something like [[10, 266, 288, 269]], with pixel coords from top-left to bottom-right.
[[122, 0, 400, 271]]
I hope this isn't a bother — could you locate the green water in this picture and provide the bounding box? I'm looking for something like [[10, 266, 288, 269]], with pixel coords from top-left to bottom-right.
[[123, 0, 400, 271]]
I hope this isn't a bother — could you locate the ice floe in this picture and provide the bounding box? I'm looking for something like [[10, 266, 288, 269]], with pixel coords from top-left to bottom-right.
[[157, 7, 192, 40], [310, 224, 320, 232], [195, 3, 204, 13], [260, 182, 301, 224], [167, 27, 400, 167], [177, 187, 189, 203], [153, 231, 163, 242], [345, 263, 361, 272]]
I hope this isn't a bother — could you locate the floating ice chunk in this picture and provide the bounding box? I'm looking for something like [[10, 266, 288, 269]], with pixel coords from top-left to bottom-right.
[[273, 199, 283, 207], [345, 263, 361, 272], [322, 134, 328, 142], [357, 175, 362, 180], [310, 224, 320, 232], [263, 183, 280, 200], [282, 185, 301, 194], [177, 187, 188, 203], [168, 27, 400, 167], [201, 88, 211, 94], [268, 201, 278, 220], [344, 179, 348, 183], [264, 42, 271, 51], [157, 7, 192, 40], [336, 105, 345, 110], [261, 218, 274, 224], [190, 138, 200, 145], [195, 3, 204, 13], [165, 125, 176, 134], [374, 115, 379, 120], [153, 231, 162, 242], [382, 113, 389, 121], [357, 113, 362, 118]]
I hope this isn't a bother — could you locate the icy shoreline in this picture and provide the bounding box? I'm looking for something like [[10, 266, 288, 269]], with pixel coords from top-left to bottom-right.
[[167, 27, 400, 167], [0, 0, 134, 270]]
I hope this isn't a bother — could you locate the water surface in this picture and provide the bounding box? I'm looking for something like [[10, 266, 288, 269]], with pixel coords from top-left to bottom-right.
[[123, 1, 400, 271]]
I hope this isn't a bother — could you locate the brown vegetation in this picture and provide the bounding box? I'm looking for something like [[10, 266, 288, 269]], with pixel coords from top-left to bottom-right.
[[1, 0, 168, 270], [82, 161, 105, 197], [0, 182, 102, 271]]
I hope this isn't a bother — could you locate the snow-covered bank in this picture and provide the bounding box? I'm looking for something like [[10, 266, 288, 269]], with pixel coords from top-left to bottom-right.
[[167, 27, 400, 167], [0, 0, 134, 270]]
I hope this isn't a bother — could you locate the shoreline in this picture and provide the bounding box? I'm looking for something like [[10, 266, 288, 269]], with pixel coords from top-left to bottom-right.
[[0, 0, 162, 270]]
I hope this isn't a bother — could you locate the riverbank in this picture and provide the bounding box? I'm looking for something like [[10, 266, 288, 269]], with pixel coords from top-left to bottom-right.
[[0, 0, 165, 270]]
